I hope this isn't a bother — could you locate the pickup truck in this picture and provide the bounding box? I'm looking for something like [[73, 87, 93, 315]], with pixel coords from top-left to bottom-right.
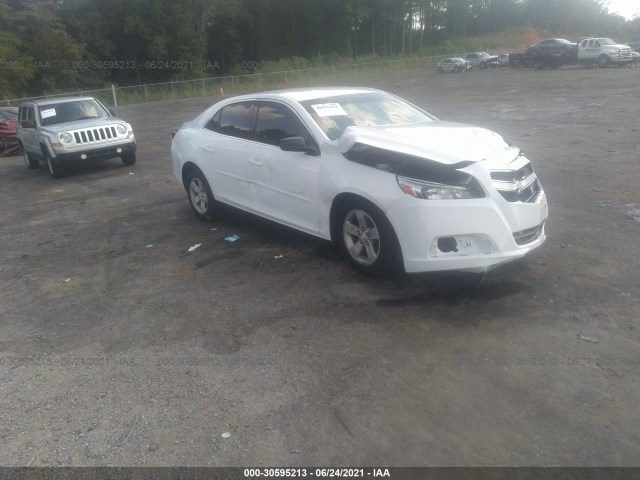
[[578, 38, 633, 67], [17, 96, 136, 178]]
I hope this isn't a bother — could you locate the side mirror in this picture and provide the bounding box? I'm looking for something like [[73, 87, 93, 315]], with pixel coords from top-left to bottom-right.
[[109, 108, 116, 116], [21, 120, 35, 129], [280, 136, 319, 156]]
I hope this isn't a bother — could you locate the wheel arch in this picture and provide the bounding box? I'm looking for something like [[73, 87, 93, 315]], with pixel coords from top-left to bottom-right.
[[181, 161, 203, 191], [329, 193, 401, 247], [329, 192, 404, 274]]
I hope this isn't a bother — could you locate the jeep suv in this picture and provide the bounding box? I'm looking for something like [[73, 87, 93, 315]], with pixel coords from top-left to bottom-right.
[[17, 97, 136, 178]]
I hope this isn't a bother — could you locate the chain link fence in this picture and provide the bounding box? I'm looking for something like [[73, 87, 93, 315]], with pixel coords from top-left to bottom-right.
[[3, 55, 453, 107]]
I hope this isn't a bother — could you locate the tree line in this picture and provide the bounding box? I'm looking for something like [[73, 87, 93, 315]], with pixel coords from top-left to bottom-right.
[[1, 0, 638, 98]]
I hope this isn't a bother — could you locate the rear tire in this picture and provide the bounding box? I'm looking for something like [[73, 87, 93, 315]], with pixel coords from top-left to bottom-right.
[[186, 169, 216, 221], [337, 198, 400, 276], [23, 147, 39, 169]]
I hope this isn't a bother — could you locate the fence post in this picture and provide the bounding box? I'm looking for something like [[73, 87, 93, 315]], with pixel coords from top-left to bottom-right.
[[111, 84, 117, 106], [309, 68, 312, 87], [171, 82, 175, 100], [231, 76, 235, 94], [332, 66, 336, 83], [354, 64, 357, 81], [258, 73, 262, 91], [202, 78, 206, 97]]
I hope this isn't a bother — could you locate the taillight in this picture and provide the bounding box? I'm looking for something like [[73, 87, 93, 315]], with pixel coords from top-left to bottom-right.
[[171, 129, 178, 139]]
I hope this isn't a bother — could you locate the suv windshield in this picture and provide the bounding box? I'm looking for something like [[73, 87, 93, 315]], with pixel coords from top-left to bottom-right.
[[39, 99, 109, 126], [301, 92, 434, 140]]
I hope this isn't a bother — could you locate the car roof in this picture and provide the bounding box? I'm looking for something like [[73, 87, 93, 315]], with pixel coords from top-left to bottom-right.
[[236, 87, 383, 103], [22, 96, 98, 107]]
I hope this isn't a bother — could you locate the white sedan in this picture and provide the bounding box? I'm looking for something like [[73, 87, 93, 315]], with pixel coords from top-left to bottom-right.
[[171, 87, 547, 275]]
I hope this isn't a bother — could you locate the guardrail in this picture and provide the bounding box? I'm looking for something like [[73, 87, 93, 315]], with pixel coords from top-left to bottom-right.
[[3, 55, 456, 107]]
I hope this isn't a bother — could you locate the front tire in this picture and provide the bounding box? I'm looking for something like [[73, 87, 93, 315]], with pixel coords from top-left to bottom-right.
[[337, 199, 399, 275], [598, 55, 610, 68], [23, 148, 39, 169], [45, 153, 62, 178], [186, 169, 216, 221], [122, 152, 136, 166]]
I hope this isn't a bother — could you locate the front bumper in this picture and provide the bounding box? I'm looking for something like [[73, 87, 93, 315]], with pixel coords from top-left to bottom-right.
[[52, 141, 136, 165], [387, 189, 548, 273]]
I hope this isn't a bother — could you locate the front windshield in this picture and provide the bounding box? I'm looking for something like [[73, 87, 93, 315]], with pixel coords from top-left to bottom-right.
[[301, 92, 434, 140], [39, 99, 109, 126], [598, 38, 615, 46]]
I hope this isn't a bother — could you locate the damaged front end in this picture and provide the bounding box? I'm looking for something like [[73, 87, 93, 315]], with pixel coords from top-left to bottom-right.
[[339, 126, 547, 273], [343, 141, 486, 200]]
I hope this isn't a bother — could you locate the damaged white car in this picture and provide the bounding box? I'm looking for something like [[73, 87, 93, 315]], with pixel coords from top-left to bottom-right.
[[171, 87, 547, 275]]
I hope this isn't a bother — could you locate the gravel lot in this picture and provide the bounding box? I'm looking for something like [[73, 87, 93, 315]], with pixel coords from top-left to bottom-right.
[[1, 66, 639, 467]]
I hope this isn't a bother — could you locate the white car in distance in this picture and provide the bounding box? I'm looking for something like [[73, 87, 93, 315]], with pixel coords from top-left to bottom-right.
[[171, 87, 548, 275]]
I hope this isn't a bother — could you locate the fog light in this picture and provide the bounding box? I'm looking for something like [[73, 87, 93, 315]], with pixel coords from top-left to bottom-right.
[[81, 154, 87, 160], [429, 235, 493, 257], [438, 237, 458, 253], [117, 148, 122, 153]]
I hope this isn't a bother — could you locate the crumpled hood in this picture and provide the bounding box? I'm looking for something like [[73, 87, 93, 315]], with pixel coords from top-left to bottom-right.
[[339, 122, 518, 166], [41, 117, 128, 134]]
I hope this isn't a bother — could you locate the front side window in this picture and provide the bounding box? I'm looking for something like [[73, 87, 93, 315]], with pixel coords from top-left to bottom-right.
[[255, 101, 313, 147]]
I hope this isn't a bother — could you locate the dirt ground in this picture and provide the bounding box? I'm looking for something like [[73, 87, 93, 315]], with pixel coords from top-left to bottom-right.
[[1, 65, 639, 468]]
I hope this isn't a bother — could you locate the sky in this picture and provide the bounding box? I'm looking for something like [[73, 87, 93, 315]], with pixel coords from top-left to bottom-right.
[[606, 0, 639, 20]]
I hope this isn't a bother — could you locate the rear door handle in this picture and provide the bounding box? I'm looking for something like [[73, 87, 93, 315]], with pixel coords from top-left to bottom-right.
[[249, 158, 263, 167], [204, 145, 214, 152]]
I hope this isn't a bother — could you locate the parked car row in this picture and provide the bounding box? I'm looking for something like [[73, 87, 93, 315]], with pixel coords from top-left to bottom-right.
[[437, 52, 505, 73], [13, 89, 548, 275], [513, 37, 637, 69]]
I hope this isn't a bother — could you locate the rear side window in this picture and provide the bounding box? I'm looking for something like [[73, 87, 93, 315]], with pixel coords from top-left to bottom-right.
[[255, 101, 314, 147], [205, 101, 255, 140]]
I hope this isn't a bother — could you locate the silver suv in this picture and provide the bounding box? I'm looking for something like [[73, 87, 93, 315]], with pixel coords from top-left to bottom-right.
[[17, 97, 136, 178]]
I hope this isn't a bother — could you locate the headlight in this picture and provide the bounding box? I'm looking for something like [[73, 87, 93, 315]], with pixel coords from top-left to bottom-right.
[[59, 132, 73, 144], [116, 124, 127, 135], [397, 176, 475, 200]]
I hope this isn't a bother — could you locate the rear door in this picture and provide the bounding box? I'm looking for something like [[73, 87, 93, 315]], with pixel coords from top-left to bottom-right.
[[196, 101, 255, 208], [18, 105, 40, 159]]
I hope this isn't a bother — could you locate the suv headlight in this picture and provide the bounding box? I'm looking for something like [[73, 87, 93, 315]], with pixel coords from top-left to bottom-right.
[[59, 132, 73, 144], [397, 176, 475, 200], [117, 124, 127, 135]]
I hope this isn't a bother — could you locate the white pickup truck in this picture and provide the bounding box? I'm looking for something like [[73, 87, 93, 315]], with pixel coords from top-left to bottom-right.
[[578, 37, 633, 67]]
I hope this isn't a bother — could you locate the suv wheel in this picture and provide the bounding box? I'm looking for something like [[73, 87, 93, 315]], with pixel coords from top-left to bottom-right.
[[23, 148, 39, 169], [122, 152, 136, 166], [45, 153, 62, 178]]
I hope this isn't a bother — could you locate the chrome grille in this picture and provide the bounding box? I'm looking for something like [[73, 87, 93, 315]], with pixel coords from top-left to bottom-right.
[[73, 126, 118, 144], [514, 222, 544, 246], [498, 179, 541, 203], [491, 162, 541, 203], [490, 163, 534, 182]]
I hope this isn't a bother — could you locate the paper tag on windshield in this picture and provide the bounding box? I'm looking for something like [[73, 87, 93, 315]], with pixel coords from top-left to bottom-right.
[[310, 103, 347, 117], [40, 108, 56, 119]]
